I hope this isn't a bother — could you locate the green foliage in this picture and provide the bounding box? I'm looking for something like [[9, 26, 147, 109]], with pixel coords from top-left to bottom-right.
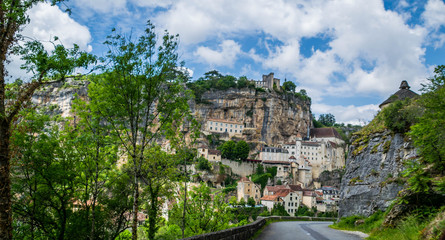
[[235, 140, 250, 161], [381, 99, 420, 133], [220, 140, 236, 160], [229, 196, 237, 205], [294, 89, 311, 102], [247, 197, 256, 207], [271, 205, 289, 216], [237, 76, 255, 89], [276, 179, 282, 185], [295, 206, 315, 217], [168, 184, 233, 238], [197, 157, 212, 171], [282, 81, 296, 92], [318, 113, 336, 127], [187, 71, 244, 102], [219, 140, 250, 161]]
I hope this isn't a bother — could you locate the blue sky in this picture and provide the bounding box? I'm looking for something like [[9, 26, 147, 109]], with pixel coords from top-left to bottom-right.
[[9, 0, 445, 124]]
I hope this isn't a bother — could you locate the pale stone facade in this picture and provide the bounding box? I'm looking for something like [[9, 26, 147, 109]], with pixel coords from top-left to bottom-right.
[[206, 118, 244, 137], [237, 177, 261, 204]]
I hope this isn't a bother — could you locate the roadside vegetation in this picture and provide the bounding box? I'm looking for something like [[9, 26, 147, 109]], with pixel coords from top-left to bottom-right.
[[333, 65, 445, 240]]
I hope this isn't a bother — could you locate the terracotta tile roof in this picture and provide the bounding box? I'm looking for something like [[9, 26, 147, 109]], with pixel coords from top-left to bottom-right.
[[265, 185, 287, 193], [289, 155, 296, 159], [310, 128, 342, 139], [284, 141, 296, 145], [261, 195, 279, 201], [275, 189, 292, 197], [288, 184, 303, 191]]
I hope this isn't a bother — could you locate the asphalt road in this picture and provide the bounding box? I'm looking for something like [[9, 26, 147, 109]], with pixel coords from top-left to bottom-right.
[[255, 221, 365, 240]]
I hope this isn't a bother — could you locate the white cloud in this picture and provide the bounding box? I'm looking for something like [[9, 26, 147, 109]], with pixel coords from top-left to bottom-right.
[[422, 0, 445, 48], [194, 40, 241, 67], [312, 103, 380, 125], [422, 0, 445, 30], [7, 3, 92, 81], [23, 3, 92, 51]]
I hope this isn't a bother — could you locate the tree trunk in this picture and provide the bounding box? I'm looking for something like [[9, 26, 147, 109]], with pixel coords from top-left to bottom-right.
[[132, 173, 139, 240], [0, 119, 12, 240]]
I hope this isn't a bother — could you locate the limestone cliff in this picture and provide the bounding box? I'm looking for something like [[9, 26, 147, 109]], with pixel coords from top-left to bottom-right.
[[339, 129, 417, 217], [31, 78, 89, 117], [32, 80, 312, 149], [191, 88, 312, 146]]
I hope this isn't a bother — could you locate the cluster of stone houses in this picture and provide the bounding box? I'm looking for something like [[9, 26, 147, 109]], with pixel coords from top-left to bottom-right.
[[198, 126, 345, 188], [236, 177, 339, 215]]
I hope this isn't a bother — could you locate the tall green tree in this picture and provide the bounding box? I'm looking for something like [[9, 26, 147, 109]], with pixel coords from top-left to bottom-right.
[[220, 140, 236, 160], [88, 21, 190, 240], [167, 184, 233, 238], [282, 81, 296, 92], [0, 2, 95, 238], [234, 140, 249, 161], [318, 113, 336, 127], [11, 109, 80, 240]]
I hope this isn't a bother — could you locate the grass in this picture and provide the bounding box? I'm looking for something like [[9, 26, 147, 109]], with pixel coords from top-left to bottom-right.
[[331, 211, 427, 240]]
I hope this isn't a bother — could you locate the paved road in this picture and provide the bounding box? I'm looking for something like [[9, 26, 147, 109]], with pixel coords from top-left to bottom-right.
[[255, 221, 364, 240]]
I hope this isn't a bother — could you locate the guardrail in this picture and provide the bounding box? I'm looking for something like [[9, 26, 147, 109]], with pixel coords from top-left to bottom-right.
[[181, 216, 336, 240]]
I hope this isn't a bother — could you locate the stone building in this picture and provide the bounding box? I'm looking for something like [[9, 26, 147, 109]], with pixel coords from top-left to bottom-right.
[[379, 80, 418, 109], [237, 177, 261, 204], [197, 145, 221, 162], [206, 118, 244, 137], [252, 72, 281, 89]]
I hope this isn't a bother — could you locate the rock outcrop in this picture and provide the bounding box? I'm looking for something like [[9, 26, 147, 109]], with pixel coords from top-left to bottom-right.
[[339, 130, 417, 217], [32, 79, 312, 149], [191, 88, 312, 146]]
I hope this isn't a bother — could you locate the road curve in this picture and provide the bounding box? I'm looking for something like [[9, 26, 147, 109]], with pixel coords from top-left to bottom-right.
[[255, 221, 365, 240]]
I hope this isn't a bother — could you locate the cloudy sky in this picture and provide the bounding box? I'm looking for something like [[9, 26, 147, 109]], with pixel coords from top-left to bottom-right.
[[9, 0, 445, 124]]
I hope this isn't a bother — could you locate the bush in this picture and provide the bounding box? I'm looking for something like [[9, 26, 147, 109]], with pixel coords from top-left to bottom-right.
[[381, 99, 420, 133], [197, 157, 211, 170]]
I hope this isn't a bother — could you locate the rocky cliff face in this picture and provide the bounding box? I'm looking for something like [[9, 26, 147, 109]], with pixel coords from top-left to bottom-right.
[[31, 78, 89, 117], [32, 80, 312, 149], [339, 130, 417, 217], [191, 88, 312, 146]]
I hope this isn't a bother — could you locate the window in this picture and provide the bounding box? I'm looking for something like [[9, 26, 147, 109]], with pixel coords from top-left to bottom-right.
[[202, 149, 205, 152], [230, 129, 232, 132], [210, 127, 212, 130], [235, 130, 237, 133], [220, 128, 222, 131], [225, 124, 227, 127], [225, 129, 227, 132]]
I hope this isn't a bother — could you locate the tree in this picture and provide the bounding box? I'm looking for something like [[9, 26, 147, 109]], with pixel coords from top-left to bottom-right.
[[140, 146, 177, 240], [318, 113, 336, 127], [408, 65, 445, 194], [197, 157, 211, 171], [220, 140, 236, 160], [168, 184, 233, 238], [247, 197, 256, 207], [234, 140, 250, 161], [88, 21, 190, 240], [283, 81, 296, 92], [0, 2, 95, 237]]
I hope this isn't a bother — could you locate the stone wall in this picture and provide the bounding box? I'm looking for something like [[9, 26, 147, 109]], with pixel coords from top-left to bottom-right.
[[221, 159, 258, 177]]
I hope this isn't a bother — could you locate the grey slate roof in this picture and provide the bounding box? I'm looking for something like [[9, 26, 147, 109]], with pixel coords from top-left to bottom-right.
[[379, 80, 418, 108]]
